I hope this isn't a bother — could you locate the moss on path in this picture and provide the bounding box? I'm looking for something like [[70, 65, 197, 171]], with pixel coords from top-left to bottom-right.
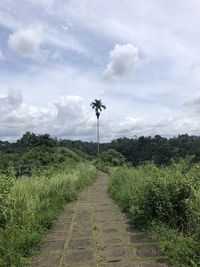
[[29, 172, 171, 267]]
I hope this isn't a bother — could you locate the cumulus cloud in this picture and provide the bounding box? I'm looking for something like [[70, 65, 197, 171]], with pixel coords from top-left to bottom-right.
[[110, 115, 200, 138], [0, 90, 95, 140], [103, 44, 139, 80], [7, 24, 87, 60], [0, 89, 22, 113], [8, 27, 43, 58], [150, 117, 200, 137], [116, 117, 145, 134], [1, 89, 200, 141], [1, 0, 200, 141]]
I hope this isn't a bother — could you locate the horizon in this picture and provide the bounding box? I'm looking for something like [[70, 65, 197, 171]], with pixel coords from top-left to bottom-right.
[[0, 131, 198, 143], [1, 1, 200, 141]]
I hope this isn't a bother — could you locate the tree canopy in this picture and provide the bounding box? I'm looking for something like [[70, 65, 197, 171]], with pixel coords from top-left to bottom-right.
[[91, 99, 106, 118]]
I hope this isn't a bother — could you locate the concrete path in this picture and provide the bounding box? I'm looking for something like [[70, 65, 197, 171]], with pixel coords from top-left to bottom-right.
[[30, 172, 171, 267]]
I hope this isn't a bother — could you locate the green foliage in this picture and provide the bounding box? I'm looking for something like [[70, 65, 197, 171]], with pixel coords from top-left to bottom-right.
[[18, 132, 56, 148], [0, 136, 89, 178], [0, 132, 97, 266], [48, 134, 200, 167], [94, 160, 109, 173], [108, 135, 193, 166], [0, 174, 14, 227], [57, 147, 83, 163], [150, 224, 200, 267], [108, 161, 200, 266], [3, 133, 200, 167], [0, 163, 97, 267], [91, 99, 106, 118], [99, 149, 125, 166]]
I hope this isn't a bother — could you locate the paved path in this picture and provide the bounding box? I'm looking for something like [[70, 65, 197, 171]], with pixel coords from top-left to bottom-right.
[[30, 172, 171, 267]]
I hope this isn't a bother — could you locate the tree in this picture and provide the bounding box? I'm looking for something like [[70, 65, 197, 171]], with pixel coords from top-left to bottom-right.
[[100, 149, 125, 166], [91, 99, 106, 158], [18, 132, 38, 147]]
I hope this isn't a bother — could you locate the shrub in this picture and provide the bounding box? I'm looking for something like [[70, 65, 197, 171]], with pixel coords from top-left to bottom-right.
[[100, 149, 125, 166], [108, 161, 200, 266]]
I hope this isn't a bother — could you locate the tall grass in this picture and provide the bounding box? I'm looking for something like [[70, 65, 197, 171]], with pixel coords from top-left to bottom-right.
[[0, 163, 96, 267], [108, 161, 200, 266]]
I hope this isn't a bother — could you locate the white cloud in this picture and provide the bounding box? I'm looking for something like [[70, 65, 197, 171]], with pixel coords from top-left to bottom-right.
[[8, 27, 43, 58], [0, 2, 88, 59], [0, 89, 22, 113], [0, 49, 4, 60], [0, 90, 95, 140], [1, 0, 200, 141], [149, 116, 200, 137], [109, 115, 200, 139], [183, 95, 200, 113], [7, 25, 87, 60], [1, 89, 200, 141], [27, 0, 55, 8], [115, 117, 145, 134], [103, 44, 139, 80]]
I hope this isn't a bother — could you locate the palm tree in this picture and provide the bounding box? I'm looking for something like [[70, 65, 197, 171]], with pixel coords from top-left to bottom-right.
[[91, 99, 106, 158]]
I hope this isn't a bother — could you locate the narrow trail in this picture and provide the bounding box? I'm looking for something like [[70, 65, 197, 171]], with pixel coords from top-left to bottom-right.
[[30, 172, 171, 267]]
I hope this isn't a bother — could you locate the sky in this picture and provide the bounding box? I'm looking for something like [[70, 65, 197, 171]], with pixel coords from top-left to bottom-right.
[[0, 0, 200, 141]]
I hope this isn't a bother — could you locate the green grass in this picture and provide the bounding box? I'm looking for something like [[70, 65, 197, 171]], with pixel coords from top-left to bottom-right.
[[0, 162, 97, 267], [108, 161, 200, 266]]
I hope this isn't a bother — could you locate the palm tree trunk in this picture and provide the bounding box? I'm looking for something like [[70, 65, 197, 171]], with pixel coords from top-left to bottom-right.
[[97, 117, 100, 158]]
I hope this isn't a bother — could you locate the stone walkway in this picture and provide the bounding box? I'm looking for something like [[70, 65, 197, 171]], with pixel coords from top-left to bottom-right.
[[30, 172, 171, 267]]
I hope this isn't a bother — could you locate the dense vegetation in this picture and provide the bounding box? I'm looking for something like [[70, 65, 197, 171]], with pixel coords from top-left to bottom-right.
[[2, 133, 200, 167], [99, 149, 125, 166], [2, 132, 200, 266], [0, 132, 97, 267], [0, 132, 92, 178], [108, 160, 200, 266], [56, 134, 200, 166]]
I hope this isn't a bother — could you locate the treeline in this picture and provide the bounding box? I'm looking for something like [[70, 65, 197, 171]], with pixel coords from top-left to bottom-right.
[[48, 134, 200, 165], [2, 133, 200, 169], [108, 135, 200, 165], [0, 132, 57, 152], [0, 132, 88, 177], [44, 134, 200, 165]]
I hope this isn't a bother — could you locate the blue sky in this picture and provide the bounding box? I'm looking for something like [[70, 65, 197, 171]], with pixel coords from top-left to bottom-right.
[[0, 0, 200, 141]]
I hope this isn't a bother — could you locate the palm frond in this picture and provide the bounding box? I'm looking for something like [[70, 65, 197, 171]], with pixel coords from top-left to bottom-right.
[[91, 99, 106, 117]]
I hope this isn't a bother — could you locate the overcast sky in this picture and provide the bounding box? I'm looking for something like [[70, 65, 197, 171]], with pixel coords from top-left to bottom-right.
[[0, 0, 200, 141]]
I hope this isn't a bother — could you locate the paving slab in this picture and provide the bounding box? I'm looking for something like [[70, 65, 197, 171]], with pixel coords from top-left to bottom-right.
[[30, 253, 62, 267], [101, 262, 140, 267], [68, 238, 92, 249], [64, 249, 95, 264], [40, 240, 65, 251], [29, 171, 172, 267], [136, 245, 164, 257]]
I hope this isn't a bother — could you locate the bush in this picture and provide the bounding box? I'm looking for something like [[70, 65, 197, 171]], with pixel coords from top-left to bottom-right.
[[0, 174, 14, 227], [108, 161, 200, 266], [94, 160, 109, 173], [150, 224, 200, 267], [99, 149, 125, 166]]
